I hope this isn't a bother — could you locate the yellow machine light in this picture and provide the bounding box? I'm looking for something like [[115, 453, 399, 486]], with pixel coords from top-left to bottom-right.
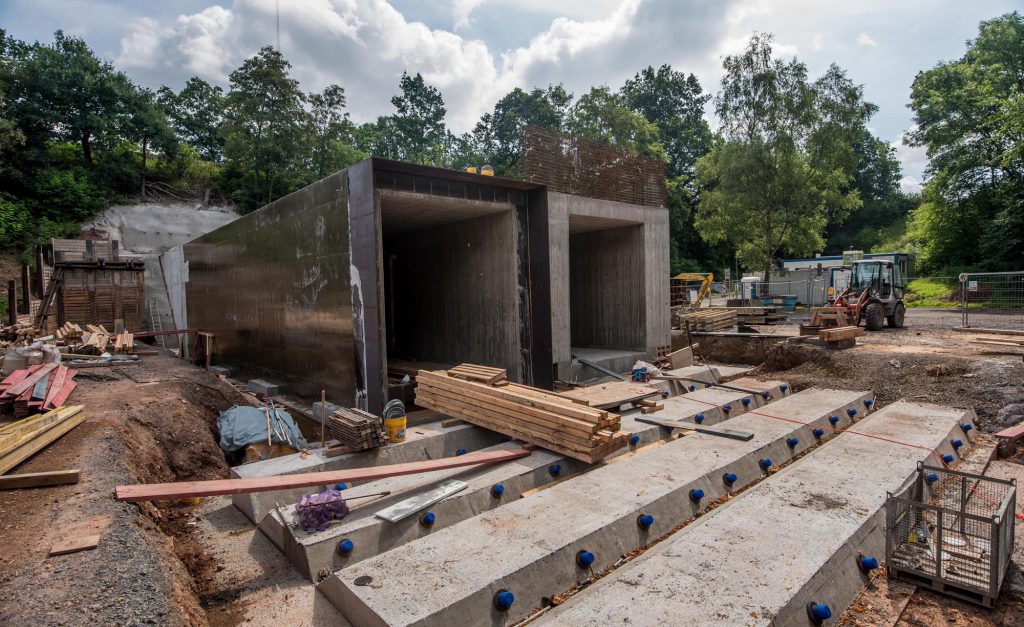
[[465, 166, 478, 174], [481, 164, 495, 176]]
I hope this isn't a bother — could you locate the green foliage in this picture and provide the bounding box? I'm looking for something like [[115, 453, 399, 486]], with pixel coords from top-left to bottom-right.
[[696, 34, 875, 280], [907, 12, 1024, 271], [565, 86, 666, 161], [904, 277, 960, 308], [157, 77, 225, 161], [309, 84, 356, 177]]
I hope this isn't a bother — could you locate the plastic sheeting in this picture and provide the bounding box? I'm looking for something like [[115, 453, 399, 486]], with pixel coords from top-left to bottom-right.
[[217, 405, 308, 453]]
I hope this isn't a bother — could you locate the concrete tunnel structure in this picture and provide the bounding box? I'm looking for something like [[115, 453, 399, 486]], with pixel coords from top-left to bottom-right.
[[168, 157, 670, 413]]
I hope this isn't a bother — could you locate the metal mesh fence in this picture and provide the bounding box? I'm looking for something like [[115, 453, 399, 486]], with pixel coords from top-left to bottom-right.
[[959, 271, 1024, 329], [886, 464, 1016, 607]]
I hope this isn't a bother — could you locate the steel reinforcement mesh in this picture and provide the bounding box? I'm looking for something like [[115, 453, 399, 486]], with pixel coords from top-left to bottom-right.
[[521, 126, 667, 207]]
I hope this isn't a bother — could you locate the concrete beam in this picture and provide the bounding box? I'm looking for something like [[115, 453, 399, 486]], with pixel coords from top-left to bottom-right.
[[263, 380, 788, 580], [320, 387, 873, 626], [541, 400, 975, 625], [232, 422, 507, 522]]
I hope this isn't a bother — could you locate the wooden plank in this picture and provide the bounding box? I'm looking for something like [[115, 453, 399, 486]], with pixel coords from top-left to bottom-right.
[[634, 415, 755, 441], [664, 346, 694, 369], [2, 363, 58, 398], [0, 468, 80, 490], [0, 406, 86, 474], [558, 380, 662, 410], [953, 327, 1024, 337], [48, 534, 100, 556], [994, 423, 1024, 441], [819, 326, 865, 342], [114, 447, 531, 502]]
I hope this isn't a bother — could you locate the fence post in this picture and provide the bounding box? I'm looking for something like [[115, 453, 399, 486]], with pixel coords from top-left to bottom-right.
[[7, 280, 16, 327]]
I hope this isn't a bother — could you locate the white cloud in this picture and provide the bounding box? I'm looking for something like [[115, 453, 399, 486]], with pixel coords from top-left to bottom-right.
[[856, 32, 877, 47], [453, 0, 487, 30], [892, 128, 928, 193], [809, 33, 823, 52]]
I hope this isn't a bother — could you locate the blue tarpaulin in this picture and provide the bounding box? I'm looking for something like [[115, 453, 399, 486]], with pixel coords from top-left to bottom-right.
[[217, 405, 308, 453]]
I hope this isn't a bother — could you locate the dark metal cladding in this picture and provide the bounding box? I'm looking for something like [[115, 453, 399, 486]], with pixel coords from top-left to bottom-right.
[[183, 171, 356, 403], [521, 126, 668, 207]]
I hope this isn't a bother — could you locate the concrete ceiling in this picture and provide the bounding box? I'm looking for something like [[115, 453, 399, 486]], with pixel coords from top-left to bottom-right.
[[379, 189, 514, 235], [568, 214, 642, 234]]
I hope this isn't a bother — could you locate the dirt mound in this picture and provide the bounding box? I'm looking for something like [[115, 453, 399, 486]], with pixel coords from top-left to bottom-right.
[[762, 341, 832, 371]]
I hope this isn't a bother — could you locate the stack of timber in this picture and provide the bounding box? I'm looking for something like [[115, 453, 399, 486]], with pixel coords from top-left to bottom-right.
[[77, 325, 112, 354], [0, 405, 85, 474], [328, 407, 387, 451], [415, 369, 626, 463], [114, 330, 134, 354], [55, 322, 84, 343], [674, 308, 737, 332], [819, 325, 864, 349], [970, 335, 1024, 351], [0, 321, 40, 344], [446, 363, 508, 386], [727, 306, 788, 325], [0, 364, 78, 418]]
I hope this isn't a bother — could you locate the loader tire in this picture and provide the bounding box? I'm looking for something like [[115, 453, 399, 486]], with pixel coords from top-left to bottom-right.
[[864, 303, 885, 331]]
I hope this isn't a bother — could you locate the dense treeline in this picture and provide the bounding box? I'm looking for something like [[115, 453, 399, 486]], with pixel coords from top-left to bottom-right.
[[1, 13, 1020, 276]]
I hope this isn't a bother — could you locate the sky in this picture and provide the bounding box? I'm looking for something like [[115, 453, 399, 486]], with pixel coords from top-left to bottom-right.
[[2, 0, 1020, 192]]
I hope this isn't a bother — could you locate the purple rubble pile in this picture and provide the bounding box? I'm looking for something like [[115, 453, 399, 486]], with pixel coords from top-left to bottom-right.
[[295, 489, 351, 532]]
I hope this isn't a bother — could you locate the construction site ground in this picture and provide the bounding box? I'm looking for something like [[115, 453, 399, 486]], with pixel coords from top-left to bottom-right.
[[0, 308, 1021, 626]]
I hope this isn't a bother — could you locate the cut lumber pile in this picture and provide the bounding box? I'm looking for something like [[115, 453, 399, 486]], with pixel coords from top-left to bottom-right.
[[0, 364, 78, 417], [328, 407, 387, 451], [79, 325, 111, 354], [415, 369, 626, 463], [115, 447, 531, 501], [55, 322, 84, 343], [970, 335, 1024, 349], [727, 306, 788, 324], [446, 363, 508, 385], [674, 308, 737, 332], [114, 330, 134, 354], [0, 321, 40, 344], [0, 405, 85, 474], [819, 326, 865, 342]]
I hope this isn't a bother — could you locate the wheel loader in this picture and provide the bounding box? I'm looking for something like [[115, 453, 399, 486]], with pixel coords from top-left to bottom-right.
[[829, 259, 907, 331]]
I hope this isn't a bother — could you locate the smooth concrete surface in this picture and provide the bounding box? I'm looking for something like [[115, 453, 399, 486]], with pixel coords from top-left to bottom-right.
[[320, 387, 873, 626], [264, 380, 789, 580], [232, 423, 507, 522], [541, 401, 975, 626], [84, 202, 238, 254]]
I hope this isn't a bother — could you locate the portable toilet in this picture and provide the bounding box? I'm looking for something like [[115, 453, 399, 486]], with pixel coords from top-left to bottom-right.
[[740, 276, 760, 301]]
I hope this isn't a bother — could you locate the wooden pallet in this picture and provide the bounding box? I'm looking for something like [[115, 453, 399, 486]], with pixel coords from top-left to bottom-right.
[[810, 307, 853, 328], [446, 363, 508, 385], [415, 369, 625, 464], [676, 309, 737, 332]]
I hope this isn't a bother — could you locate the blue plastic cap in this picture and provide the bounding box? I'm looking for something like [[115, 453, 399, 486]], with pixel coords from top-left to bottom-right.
[[723, 404, 732, 413], [549, 464, 562, 476], [961, 423, 973, 431], [338, 539, 354, 555], [951, 439, 963, 449], [809, 603, 832, 622], [491, 484, 505, 497], [942, 453, 955, 464], [695, 414, 705, 424], [762, 391, 772, 399], [760, 458, 773, 470], [576, 550, 596, 568], [689, 488, 705, 502], [661, 390, 670, 399], [864, 399, 874, 408], [829, 415, 840, 425], [456, 448, 467, 456], [926, 472, 939, 483], [637, 513, 654, 529], [420, 512, 436, 526], [813, 428, 825, 438], [723, 472, 737, 485], [787, 437, 799, 447], [493, 590, 515, 611], [629, 434, 640, 445], [336, 482, 347, 490], [859, 556, 880, 572], [742, 398, 751, 407], [688, 385, 696, 392], [847, 408, 857, 417]]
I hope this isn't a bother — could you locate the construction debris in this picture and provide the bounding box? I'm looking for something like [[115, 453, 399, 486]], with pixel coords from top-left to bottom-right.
[[415, 368, 627, 463]]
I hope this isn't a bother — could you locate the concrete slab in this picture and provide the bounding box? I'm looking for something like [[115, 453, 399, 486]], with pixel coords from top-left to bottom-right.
[[232, 422, 507, 522], [263, 381, 789, 580], [541, 401, 975, 626], [320, 387, 873, 626]]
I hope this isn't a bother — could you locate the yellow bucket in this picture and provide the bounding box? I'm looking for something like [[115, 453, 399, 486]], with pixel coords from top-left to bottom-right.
[[385, 415, 407, 443]]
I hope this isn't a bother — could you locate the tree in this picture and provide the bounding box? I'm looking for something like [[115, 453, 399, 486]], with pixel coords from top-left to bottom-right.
[[565, 86, 666, 160], [122, 86, 177, 195], [157, 77, 225, 161], [308, 84, 357, 177], [907, 12, 1024, 271], [389, 72, 450, 165], [219, 46, 312, 211], [695, 34, 874, 284]]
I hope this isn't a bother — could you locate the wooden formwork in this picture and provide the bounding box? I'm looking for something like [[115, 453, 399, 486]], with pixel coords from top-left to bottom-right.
[[55, 266, 145, 332]]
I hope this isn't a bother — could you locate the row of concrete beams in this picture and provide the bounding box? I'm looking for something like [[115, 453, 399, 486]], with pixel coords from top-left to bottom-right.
[[541, 400, 975, 625], [234, 365, 727, 523], [320, 387, 874, 626], [261, 377, 787, 580]]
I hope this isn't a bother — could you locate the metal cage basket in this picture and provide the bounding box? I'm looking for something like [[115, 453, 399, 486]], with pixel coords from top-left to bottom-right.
[[886, 463, 1016, 607]]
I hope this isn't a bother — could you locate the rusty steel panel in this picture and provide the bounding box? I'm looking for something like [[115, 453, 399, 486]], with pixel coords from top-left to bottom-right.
[[183, 171, 355, 402], [521, 126, 667, 207]]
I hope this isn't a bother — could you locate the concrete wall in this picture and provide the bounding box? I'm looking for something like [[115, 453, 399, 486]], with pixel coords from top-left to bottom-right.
[[568, 225, 645, 350], [183, 171, 356, 402], [385, 210, 521, 378], [548, 192, 670, 375]]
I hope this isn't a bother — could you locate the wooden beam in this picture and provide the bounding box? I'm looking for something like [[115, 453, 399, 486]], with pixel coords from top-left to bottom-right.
[[115, 447, 531, 502], [819, 326, 864, 342], [635, 416, 755, 441], [0, 468, 80, 490], [953, 327, 1024, 337], [49, 534, 100, 557]]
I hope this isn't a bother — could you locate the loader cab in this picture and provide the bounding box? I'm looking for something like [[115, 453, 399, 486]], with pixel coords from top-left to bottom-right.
[[850, 260, 904, 300]]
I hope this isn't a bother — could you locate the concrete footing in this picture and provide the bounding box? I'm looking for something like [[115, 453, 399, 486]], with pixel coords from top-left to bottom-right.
[[541, 400, 976, 625], [320, 387, 873, 626], [262, 379, 788, 580], [232, 422, 507, 522]]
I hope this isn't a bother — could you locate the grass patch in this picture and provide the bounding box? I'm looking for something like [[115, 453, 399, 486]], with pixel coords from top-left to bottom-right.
[[905, 278, 959, 308]]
